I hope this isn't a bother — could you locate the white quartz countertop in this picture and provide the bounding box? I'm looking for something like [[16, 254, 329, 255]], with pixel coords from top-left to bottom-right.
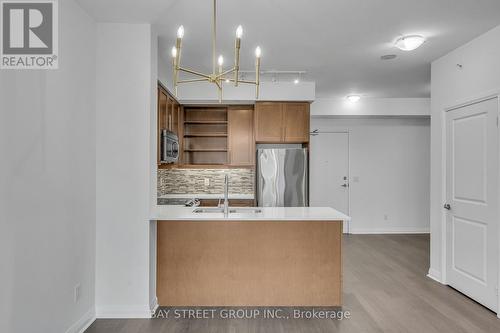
[[158, 194, 254, 200], [150, 206, 350, 221]]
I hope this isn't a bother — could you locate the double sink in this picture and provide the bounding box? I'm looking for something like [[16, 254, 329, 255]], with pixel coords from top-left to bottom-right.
[[193, 207, 262, 214], [192, 174, 262, 215]]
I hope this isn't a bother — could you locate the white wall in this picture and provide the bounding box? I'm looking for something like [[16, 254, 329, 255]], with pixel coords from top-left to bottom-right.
[[149, 27, 159, 314], [430, 25, 500, 285], [175, 81, 315, 103], [312, 98, 430, 117], [95, 23, 153, 318], [311, 117, 430, 234], [0, 0, 96, 332]]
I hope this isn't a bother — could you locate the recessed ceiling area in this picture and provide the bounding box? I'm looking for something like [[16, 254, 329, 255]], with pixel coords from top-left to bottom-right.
[[76, 0, 500, 98]]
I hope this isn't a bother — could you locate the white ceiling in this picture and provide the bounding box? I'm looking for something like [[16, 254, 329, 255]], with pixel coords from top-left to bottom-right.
[[77, 0, 500, 98]]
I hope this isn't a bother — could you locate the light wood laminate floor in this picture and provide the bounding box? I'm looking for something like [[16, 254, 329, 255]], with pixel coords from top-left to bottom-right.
[[86, 234, 500, 333]]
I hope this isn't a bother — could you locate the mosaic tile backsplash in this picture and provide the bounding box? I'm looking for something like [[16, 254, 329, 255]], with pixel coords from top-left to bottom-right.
[[157, 169, 254, 196]]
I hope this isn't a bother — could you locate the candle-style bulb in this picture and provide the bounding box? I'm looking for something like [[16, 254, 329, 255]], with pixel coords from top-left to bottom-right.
[[177, 25, 184, 39], [255, 46, 262, 58], [236, 25, 243, 39], [171, 46, 177, 58], [218, 55, 224, 66]]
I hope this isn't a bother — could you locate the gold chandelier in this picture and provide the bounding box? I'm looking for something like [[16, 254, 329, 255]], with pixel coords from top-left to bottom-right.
[[170, 0, 262, 103]]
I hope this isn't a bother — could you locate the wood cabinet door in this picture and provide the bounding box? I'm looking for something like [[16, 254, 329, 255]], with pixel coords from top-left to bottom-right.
[[158, 89, 168, 164], [166, 95, 174, 131], [283, 102, 310, 143], [255, 102, 283, 142], [171, 101, 180, 135], [228, 107, 254, 166]]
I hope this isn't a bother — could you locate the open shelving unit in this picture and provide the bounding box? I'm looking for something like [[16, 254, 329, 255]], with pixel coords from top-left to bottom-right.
[[183, 107, 228, 165]]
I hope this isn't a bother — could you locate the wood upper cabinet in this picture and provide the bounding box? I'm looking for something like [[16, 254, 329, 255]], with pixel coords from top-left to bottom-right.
[[228, 107, 254, 166], [254, 102, 284, 142], [158, 85, 180, 165], [255, 102, 310, 143], [283, 102, 310, 143]]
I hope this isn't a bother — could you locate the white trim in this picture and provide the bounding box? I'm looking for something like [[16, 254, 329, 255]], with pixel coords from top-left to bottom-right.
[[444, 89, 500, 112], [309, 130, 351, 233], [64, 308, 96, 333], [347, 131, 351, 234], [96, 305, 153, 319], [350, 229, 430, 234], [150, 296, 159, 314], [442, 91, 500, 313], [427, 268, 444, 284]]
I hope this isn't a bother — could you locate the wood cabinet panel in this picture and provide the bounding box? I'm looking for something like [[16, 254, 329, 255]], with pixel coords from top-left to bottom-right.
[[254, 102, 284, 142], [228, 107, 255, 166], [157, 220, 342, 306], [255, 102, 310, 143], [158, 85, 180, 166], [283, 102, 310, 142]]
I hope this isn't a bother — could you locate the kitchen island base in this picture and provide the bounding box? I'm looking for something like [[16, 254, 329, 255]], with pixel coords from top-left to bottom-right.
[[157, 220, 342, 306]]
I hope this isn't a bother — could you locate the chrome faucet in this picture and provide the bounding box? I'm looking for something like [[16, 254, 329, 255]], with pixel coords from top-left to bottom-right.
[[223, 173, 229, 217]]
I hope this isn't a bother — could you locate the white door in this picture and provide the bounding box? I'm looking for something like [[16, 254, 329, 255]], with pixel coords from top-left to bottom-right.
[[310, 132, 350, 233], [445, 97, 498, 312]]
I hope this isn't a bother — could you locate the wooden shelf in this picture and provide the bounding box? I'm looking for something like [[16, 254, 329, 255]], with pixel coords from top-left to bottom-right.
[[182, 107, 229, 165], [184, 149, 228, 152], [184, 120, 228, 124], [184, 133, 227, 137]]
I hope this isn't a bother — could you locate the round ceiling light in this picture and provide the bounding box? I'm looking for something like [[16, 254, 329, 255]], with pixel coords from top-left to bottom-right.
[[395, 35, 426, 51], [346, 95, 361, 103]]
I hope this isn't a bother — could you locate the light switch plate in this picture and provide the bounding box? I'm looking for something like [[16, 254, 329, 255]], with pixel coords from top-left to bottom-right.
[[204, 178, 210, 186]]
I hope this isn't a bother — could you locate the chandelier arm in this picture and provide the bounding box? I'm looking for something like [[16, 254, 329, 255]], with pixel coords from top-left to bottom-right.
[[215, 67, 236, 79], [234, 38, 241, 87], [178, 67, 211, 79], [178, 78, 210, 84], [212, 0, 217, 75]]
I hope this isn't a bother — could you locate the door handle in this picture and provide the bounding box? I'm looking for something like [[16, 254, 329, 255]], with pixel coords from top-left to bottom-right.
[[443, 203, 451, 210], [341, 184, 349, 188]]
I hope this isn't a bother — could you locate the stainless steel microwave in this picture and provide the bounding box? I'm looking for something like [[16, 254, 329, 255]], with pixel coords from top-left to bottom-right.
[[161, 130, 179, 163]]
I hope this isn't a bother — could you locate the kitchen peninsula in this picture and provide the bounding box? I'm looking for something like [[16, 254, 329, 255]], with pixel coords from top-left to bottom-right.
[[151, 206, 349, 307]]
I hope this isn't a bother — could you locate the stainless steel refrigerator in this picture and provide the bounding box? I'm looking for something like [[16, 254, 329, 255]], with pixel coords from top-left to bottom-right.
[[256, 148, 308, 207]]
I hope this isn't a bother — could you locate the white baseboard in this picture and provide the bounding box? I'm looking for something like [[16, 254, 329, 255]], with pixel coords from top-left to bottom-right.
[[349, 228, 430, 234], [427, 268, 443, 284], [65, 308, 95, 333], [96, 305, 153, 318]]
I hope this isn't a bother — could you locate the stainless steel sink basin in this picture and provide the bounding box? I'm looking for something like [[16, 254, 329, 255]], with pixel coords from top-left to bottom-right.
[[229, 208, 262, 214], [192, 207, 262, 214], [192, 207, 224, 213]]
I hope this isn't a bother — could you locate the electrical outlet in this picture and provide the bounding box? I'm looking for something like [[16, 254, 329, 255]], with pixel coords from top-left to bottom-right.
[[74, 284, 81, 303], [204, 178, 210, 186]]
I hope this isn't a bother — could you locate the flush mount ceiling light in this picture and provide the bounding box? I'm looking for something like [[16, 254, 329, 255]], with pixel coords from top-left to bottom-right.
[[171, 0, 262, 103], [394, 35, 426, 51], [346, 95, 361, 103]]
